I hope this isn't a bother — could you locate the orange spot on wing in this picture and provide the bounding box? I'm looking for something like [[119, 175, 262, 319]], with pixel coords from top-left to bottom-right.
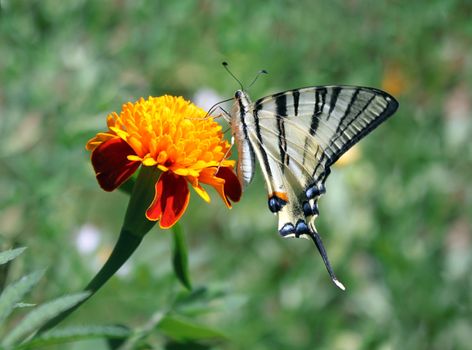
[[271, 191, 289, 202]]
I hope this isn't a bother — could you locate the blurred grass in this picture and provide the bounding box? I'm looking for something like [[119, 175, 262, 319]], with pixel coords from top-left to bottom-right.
[[1, 0, 471, 349]]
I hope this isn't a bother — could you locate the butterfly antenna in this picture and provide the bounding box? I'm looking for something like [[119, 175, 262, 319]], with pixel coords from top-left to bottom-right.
[[248, 69, 268, 88], [222, 62, 244, 91], [308, 224, 346, 290], [205, 97, 234, 118], [186, 97, 234, 121]]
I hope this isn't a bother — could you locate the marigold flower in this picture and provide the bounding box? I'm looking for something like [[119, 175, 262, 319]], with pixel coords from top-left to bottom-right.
[[86, 95, 241, 228]]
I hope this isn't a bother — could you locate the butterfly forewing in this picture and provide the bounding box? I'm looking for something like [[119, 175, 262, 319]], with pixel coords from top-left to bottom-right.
[[254, 86, 398, 182]]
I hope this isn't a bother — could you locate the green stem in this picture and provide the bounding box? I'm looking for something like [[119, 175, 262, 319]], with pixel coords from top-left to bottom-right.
[[37, 166, 160, 334], [37, 229, 143, 333]]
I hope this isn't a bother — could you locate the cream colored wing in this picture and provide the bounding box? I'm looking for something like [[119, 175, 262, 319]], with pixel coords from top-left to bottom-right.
[[245, 86, 398, 289]]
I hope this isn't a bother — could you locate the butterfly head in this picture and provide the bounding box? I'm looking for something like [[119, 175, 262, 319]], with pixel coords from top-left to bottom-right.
[[234, 89, 247, 99], [234, 89, 252, 112], [234, 90, 244, 99]]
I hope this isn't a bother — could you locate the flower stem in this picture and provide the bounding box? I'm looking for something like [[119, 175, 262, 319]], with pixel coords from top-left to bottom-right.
[[37, 166, 160, 334], [37, 229, 143, 333]]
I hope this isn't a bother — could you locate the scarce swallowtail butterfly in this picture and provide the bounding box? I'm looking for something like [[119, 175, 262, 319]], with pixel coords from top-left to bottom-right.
[[221, 63, 399, 290]]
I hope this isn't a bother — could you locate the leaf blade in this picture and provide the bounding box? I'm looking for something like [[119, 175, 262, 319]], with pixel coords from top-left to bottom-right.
[[0, 247, 27, 265], [16, 325, 130, 349], [0, 269, 45, 325], [171, 223, 192, 291], [2, 291, 91, 346], [157, 315, 226, 342]]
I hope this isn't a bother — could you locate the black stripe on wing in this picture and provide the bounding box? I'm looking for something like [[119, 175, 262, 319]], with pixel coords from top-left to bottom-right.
[[275, 93, 289, 168], [335, 88, 360, 135], [324, 87, 398, 169], [293, 89, 300, 116], [307, 87, 398, 198], [312, 87, 326, 132], [253, 102, 273, 182], [327, 86, 341, 120]]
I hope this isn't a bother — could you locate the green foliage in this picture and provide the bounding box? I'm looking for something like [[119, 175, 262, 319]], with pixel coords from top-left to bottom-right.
[[157, 314, 226, 342], [15, 326, 131, 350], [0, 248, 128, 349], [0, 270, 45, 325], [2, 292, 91, 346], [0, 248, 27, 265], [172, 223, 192, 291], [1, 1, 471, 349], [0, 246, 228, 348]]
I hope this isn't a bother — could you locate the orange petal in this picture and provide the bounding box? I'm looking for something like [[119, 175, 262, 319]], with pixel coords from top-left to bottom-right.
[[85, 132, 117, 151], [199, 167, 242, 208], [192, 184, 211, 203], [216, 167, 242, 204], [146, 171, 190, 228], [91, 137, 141, 192]]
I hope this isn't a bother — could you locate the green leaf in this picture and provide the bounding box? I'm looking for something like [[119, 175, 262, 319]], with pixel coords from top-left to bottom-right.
[[2, 292, 91, 346], [15, 325, 130, 349], [171, 223, 192, 291], [0, 269, 45, 325], [172, 285, 247, 317], [157, 315, 226, 342], [173, 285, 227, 307], [0, 247, 27, 265]]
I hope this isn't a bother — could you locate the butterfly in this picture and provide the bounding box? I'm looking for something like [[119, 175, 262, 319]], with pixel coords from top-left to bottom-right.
[[220, 64, 399, 290]]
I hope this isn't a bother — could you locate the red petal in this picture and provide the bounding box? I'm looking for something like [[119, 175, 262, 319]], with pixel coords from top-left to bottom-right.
[[215, 167, 242, 203], [146, 172, 190, 229], [91, 138, 140, 191]]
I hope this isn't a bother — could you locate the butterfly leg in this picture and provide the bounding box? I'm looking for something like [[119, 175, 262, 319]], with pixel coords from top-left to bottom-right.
[[216, 136, 234, 174], [219, 106, 231, 119]]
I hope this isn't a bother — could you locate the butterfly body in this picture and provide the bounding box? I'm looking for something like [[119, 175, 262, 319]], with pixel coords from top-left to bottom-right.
[[226, 86, 398, 289], [231, 90, 257, 190]]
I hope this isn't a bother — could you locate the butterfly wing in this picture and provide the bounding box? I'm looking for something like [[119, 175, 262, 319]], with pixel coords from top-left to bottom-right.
[[244, 86, 398, 289], [253, 86, 399, 185]]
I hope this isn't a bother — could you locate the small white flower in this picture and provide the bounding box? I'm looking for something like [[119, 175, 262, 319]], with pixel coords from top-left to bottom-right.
[[193, 88, 224, 114], [75, 224, 101, 254]]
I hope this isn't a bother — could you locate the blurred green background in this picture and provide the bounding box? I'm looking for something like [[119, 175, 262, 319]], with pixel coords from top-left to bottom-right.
[[1, 0, 471, 349]]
